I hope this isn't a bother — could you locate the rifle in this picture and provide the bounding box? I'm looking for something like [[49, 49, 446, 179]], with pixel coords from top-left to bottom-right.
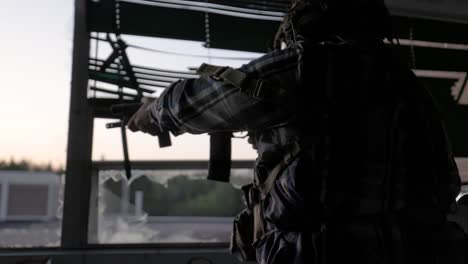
[[105, 102, 172, 180], [106, 102, 172, 148], [106, 102, 232, 183]]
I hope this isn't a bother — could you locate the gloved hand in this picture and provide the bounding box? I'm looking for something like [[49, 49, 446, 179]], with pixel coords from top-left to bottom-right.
[[127, 97, 162, 136]]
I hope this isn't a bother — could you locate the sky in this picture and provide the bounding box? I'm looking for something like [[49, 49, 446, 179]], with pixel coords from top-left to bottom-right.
[[0, 0, 260, 168], [0, 0, 74, 167]]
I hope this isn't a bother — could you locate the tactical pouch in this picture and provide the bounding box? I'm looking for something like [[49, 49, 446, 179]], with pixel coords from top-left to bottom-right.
[[231, 207, 257, 261], [230, 143, 302, 262], [230, 184, 258, 262]]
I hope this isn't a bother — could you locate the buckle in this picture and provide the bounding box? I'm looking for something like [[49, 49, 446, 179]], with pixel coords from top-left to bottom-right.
[[248, 186, 261, 206], [283, 142, 301, 165], [211, 67, 228, 81]]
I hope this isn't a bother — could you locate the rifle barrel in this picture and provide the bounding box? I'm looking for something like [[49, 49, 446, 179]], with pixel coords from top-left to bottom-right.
[[106, 122, 124, 129]]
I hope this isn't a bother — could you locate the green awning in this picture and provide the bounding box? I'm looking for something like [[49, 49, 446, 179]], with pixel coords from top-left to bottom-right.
[[88, 0, 468, 53]]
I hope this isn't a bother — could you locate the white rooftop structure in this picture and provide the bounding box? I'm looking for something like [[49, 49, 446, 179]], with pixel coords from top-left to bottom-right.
[[0, 171, 61, 222]]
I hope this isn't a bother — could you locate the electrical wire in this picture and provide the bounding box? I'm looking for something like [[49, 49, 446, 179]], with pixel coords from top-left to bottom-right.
[[91, 35, 261, 60], [122, 0, 284, 21]]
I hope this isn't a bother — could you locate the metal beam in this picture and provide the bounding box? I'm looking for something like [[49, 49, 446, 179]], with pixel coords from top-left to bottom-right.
[[92, 160, 255, 170], [61, 0, 94, 248], [87, 169, 99, 244]]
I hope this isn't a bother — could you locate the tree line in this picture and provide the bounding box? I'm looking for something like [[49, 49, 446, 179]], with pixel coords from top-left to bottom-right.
[[0, 158, 63, 173], [104, 174, 246, 217]]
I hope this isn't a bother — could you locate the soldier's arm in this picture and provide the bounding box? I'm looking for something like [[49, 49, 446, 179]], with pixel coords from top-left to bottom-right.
[[149, 46, 303, 135]]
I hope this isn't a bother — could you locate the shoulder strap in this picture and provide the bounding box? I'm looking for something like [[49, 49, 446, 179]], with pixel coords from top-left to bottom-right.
[[259, 142, 302, 200], [197, 63, 267, 99], [249, 141, 302, 243]]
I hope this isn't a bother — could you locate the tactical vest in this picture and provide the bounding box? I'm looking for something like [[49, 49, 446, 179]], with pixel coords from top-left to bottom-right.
[[200, 41, 461, 262]]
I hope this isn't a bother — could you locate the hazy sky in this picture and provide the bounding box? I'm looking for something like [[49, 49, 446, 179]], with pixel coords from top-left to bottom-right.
[[0, 0, 260, 167], [0, 0, 74, 167]]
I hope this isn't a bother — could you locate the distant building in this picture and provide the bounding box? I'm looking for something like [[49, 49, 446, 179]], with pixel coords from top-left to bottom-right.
[[0, 171, 60, 221], [456, 158, 468, 183]]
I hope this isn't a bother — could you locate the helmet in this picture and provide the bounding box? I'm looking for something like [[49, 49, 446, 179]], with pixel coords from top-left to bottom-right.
[[272, 0, 327, 49], [272, 0, 392, 49]]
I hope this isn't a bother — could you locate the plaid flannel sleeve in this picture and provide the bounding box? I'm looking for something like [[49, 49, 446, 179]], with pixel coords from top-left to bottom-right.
[[149, 47, 302, 135]]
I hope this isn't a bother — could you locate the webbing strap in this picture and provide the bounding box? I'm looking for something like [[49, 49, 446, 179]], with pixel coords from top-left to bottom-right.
[[259, 142, 302, 200], [239, 142, 302, 213], [253, 200, 264, 242], [197, 63, 266, 99], [250, 142, 302, 243], [197, 63, 230, 78]]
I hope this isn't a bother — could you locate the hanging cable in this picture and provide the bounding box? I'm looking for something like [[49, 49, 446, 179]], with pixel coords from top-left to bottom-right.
[[115, 0, 124, 100], [115, 0, 122, 37], [204, 11, 212, 64], [93, 32, 99, 99], [409, 26, 416, 69]]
